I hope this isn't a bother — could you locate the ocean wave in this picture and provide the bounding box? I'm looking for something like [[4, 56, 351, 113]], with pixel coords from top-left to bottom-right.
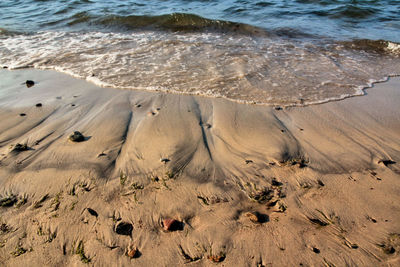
[[339, 39, 400, 56], [65, 12, 268, 35], [1, 29, 399, 106]]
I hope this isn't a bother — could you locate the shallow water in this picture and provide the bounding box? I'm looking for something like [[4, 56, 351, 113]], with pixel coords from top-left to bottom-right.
[[0, 0, 399, 106]]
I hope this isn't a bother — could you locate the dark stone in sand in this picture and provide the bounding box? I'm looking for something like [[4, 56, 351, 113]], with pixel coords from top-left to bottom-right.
[[87, 208, 98, 217], [274, 106, 282, 110], [26, 80, 34, 88], [71, 104, 75, 107], [317, 180, 325, 187], [69, 131, 85, 142], [127, 247, 140, 258], [245, 160, 253, 164], [3, 66, 8, 69], [115, 221, 133, 236], [19, 113, 26, 117], [136, 104, 141, 108], [312, 247, 320, 254], [35, 103, 42, 107]]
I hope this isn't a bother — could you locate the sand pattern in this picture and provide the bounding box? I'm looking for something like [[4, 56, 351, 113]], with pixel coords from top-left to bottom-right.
[[0, 69, 399, 266]]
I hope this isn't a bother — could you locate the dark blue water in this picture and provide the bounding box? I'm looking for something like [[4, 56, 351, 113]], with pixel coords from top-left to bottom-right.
[[1, 0, 399, 41], [0, 0, 399, 106]]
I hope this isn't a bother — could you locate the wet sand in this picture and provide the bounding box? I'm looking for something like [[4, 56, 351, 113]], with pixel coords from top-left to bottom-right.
[[0, 69, 399, 266]]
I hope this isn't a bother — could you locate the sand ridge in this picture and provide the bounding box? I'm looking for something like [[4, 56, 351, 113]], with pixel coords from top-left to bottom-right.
[[0, 69, 399, 266]]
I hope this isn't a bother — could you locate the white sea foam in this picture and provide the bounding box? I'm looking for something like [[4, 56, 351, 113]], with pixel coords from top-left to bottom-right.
[[1, 30, 399, 106]]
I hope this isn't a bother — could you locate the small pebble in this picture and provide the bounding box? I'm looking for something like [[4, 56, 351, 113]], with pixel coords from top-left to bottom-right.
[[312, 247, 320, 254], [26, 80, 34, 88], [127, 247, 139, 258], [208, 255, 225, 262], [69, 131, 85, 142], [87, 208, 98, 217], [35, 103, 42, 107], [162, 218, 181, 231], [19, 113, 26, 117], [115, 221, 133, 236]]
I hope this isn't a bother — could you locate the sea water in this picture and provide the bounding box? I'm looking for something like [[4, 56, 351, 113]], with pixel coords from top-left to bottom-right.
[[0, 0, 399, 106]]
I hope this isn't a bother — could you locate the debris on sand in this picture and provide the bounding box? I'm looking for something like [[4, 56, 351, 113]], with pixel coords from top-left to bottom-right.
[[26, 80, 35, 88], [208, 254, 225, 263], [10, 143, 28, 153], [127, 246, 140, 258], [378, 159, 396, 166], [245, 211, 268, 223], [87, 208, 98, 217], [69, 131, 85, 142], [115, 221, 133, 236], [161, 218, 182, 232]]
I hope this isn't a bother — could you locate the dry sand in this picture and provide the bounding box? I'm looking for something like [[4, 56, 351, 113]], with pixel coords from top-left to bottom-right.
[[0, 69, 399, 266]]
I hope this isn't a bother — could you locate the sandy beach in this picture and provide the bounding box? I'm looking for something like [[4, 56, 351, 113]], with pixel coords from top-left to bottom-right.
[[0, 69, 399, 266]]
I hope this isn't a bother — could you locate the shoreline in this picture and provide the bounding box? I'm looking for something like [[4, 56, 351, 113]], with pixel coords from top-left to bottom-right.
[[0, 69, 399, 266], [3, 67, 400, 108]]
